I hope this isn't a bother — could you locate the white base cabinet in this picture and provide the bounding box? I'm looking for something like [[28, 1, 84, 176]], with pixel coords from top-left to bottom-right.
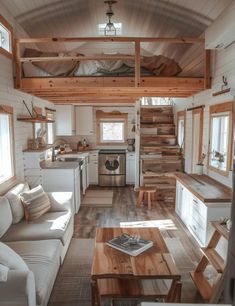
[[42, 167, 81, 214], [126, 152, 136, 184], [23, 150, 50, 188], [89, 151, 98, 184], [175, 180, 231, 246]]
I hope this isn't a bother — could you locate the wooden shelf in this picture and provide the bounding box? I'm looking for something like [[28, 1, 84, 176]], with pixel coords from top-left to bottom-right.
[[17, 116, 55, 123], [190, 272, 212, 301], [211, 221, 230, 240], [201, 248, 225, 273]]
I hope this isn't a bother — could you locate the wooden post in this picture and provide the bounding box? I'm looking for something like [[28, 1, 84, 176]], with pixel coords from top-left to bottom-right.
[[204, 49, 211, 89], [135, 40, 141, 88], [15, 39, 22, 88]]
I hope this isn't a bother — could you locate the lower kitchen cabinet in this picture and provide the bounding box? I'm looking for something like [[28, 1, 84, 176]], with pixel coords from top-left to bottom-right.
[[126, 152, 136, 184], [42, 167, 81, 214], [175, 180, 231, 246], [89, 152, 98, 184]]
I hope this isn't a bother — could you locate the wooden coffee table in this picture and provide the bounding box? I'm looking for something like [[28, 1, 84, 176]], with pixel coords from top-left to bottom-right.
[[91, 227, 181, 306]]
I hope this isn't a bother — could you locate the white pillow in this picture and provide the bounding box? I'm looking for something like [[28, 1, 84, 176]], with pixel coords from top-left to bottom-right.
[[0, 242, 29, 271], [5, 182, 30, 224], [0, 263, 9, 282], [20, 185, 51, 221]]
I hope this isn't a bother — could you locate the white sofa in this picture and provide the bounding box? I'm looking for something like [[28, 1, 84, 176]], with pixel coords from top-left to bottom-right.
[[0, 183, 74, 306]]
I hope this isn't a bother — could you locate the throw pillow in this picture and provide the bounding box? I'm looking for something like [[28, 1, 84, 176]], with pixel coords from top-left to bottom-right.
[[5, 182, 30, 224], [0, 263, 9, 282], [20, 185, 51, 221], [0, 242, 29, 271]]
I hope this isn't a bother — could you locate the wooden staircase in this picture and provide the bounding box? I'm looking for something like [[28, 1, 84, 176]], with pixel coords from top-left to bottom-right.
[[190, 221, 228, 302], [140, 105, 183, 203]]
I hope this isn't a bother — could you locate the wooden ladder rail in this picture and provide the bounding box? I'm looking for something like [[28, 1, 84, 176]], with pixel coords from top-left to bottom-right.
[[190, 221, 228, 302]]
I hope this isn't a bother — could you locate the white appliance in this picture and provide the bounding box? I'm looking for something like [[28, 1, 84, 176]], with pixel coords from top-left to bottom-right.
[[42, 162, 82, 214], [205, 1, 235, 49]]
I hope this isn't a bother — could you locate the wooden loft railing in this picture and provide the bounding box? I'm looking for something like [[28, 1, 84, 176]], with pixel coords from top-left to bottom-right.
[[14, 36, 210, 103]]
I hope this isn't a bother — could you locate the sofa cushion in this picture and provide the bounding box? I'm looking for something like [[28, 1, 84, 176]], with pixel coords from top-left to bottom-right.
[[0, 197, 13, 238], [0, 242, 29, 272], [0, 264, 9, 282], [6, 240, 62, 306], [20, 185, 51, 221], [5, 182, 29, 224], [2, 211, 72, 246]]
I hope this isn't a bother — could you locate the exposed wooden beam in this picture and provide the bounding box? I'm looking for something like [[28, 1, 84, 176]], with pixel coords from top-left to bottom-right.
[[20, 55, 136, 63], [20, 77, 204, 91], [17, 36, 205, 44]]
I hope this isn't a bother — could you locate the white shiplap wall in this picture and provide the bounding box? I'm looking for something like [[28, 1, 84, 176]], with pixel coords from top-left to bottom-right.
[[0, 4, 54, 186], [174, 44, 235, 188]]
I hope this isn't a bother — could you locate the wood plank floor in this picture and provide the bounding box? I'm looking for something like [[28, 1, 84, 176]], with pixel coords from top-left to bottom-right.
[[74, 185, 204, 303]]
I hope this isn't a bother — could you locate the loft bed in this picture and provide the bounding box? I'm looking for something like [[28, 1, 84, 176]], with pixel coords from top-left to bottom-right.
[[14, 37, 211, 104]]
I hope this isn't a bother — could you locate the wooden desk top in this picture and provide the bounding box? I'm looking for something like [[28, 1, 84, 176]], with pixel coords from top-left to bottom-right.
[[175, 173, 232, 203], [91, 227, 180, 280]]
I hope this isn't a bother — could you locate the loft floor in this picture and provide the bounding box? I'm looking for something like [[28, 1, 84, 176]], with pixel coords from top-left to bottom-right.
[[73, 185, 203, 303]]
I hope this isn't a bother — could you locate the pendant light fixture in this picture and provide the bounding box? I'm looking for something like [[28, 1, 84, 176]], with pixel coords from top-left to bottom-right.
[[104, 0, 117, 36]]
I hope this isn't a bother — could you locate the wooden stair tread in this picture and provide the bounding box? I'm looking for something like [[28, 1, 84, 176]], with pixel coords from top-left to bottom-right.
[[141, 135, 176, 138], [190, 271, 212, 301], [142, 172, 176, 177], [98, 278, 170, 297], [201, 248, 225, 273], [140, 123, 175, 127]]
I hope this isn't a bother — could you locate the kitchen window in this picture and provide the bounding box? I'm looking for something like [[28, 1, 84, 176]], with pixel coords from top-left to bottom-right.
[[0, 105, 15, 188], [96, 111, 128, 145], [208, 102, 233, 175], [100, 121, 125, 143], [0, 15, 13, 59]]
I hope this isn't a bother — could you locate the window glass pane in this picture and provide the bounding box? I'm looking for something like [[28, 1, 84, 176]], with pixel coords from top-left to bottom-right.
[[178, 119, 184, 148], [0, 113, 13, 183], [98, 23, 122, 35], [210, 115, 229, 171], [47, 123, 54, 145], [34, 123, 42, 138], [141, 97, 173, 106], [0, 22, 11, 52], [100, 122, 124, 142]]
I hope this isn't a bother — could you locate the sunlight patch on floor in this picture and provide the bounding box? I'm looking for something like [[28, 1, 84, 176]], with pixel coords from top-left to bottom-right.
[[120, 219, 177, 230]]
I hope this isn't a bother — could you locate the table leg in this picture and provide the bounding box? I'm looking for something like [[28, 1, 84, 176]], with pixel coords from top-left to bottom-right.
[[91, 279, 101, 306]]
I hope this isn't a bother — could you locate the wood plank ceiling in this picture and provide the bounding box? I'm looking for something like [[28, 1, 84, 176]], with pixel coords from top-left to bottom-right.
[[1, 0, 232, 76], [1, 0, 233, 103]]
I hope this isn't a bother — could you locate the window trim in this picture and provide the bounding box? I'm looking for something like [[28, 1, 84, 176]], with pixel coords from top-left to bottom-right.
[[192, 107, 204, 169], [208, 101, 233, 177], [45, 108, 56, 145], [0, 105, 16, 194], [176, 110, 186, 157], [0, 15, 13, 59], [96, 110, 128, 145]]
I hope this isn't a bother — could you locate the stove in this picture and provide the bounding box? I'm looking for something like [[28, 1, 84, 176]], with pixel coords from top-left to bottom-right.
[[98, 149, 126, 186]]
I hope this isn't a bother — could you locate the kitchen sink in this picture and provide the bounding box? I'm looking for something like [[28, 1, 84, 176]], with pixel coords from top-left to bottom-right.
[[57, 157, 82, 162]]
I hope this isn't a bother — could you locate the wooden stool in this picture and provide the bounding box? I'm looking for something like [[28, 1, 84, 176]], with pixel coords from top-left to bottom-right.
[[137, 187, 156, 209]]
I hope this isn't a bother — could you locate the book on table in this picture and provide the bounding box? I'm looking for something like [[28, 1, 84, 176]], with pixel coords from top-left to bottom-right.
[[106, 233, 153, 256]]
